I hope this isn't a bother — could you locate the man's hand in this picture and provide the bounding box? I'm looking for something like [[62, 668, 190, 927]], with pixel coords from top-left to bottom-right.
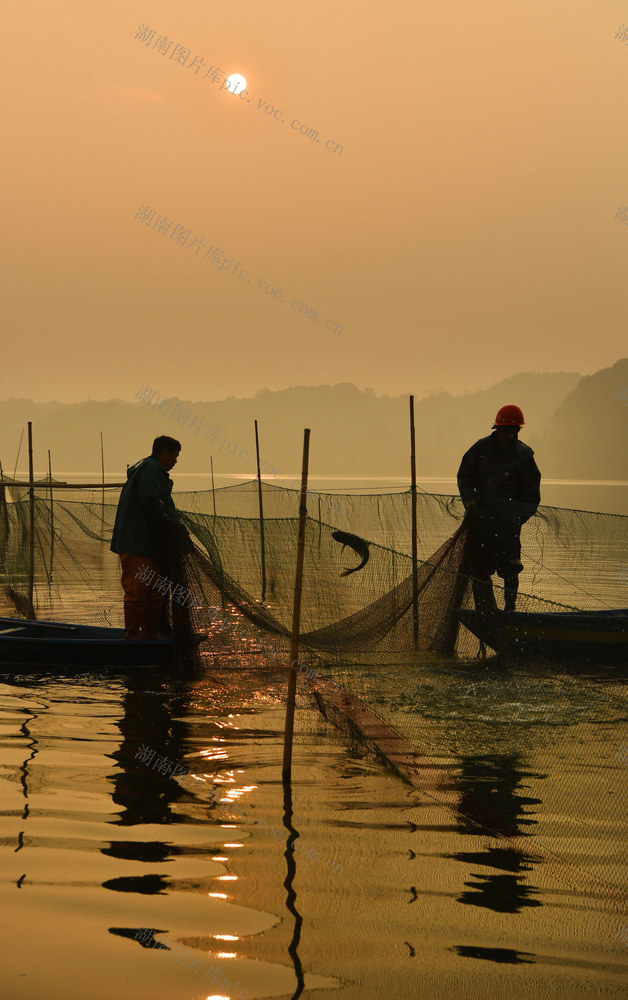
[[180, 526, 196, 554], [163, 517, 194, 552]]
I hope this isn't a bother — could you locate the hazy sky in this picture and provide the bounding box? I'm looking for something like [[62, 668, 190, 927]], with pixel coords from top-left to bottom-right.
[[3, 1, 627, 403]]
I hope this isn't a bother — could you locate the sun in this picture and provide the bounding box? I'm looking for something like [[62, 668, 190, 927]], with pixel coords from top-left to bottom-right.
[[226, 74, 247, 95]]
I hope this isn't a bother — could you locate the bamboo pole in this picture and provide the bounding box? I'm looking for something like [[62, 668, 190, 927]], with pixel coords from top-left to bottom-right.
[[0, 480, 125, 490], [100, 431, 105, 530], [13, 427, 24, 481], [0, 461, 8, 534], [210, 455, 217, 517], [48, 450, 54, 566], [27, 422, 35, 619], [282, 428, 311, 781], [254, 419, 267, 603], [317, 495, 322, 547], [409, 396, 419, 650]]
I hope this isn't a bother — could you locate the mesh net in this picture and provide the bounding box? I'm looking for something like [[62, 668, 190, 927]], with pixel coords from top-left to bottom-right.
[[1, 478, 626, 673], [1, 479, 626, 634], [1, 478, 627, 895]]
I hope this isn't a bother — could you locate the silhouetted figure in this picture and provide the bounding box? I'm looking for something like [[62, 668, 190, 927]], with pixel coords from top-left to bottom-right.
[[457, 406, 541, 612], [110, 435, 182, 639]]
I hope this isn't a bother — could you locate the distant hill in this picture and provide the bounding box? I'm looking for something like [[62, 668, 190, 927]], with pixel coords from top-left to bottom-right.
[[530, 357, 628, 478], [1, 365, 625, 480]]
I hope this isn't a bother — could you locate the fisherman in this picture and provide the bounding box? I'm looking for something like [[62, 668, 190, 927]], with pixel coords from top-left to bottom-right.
[[111, 435, 183, 640], [457, 405, 541, 613]]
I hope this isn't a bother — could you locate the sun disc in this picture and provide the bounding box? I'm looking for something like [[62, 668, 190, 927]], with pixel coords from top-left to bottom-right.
[[226, 73, 247, 95]]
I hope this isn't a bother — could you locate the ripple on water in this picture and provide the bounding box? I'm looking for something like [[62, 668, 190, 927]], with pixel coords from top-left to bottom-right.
[[0, 669, 626, 1000]]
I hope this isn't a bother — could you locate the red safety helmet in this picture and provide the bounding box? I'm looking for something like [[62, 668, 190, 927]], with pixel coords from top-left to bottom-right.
[[492, 404, 525, 427]]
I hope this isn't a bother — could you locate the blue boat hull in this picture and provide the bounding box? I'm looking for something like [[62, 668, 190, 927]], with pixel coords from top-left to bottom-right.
[[457, 608, 628, 666], [0, 617, 173, 668]]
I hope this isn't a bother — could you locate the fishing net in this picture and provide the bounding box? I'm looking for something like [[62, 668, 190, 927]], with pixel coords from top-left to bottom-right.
[[1, 479, 626, 652], [0, 477, 625, 684], [1, 478, 627, 897]]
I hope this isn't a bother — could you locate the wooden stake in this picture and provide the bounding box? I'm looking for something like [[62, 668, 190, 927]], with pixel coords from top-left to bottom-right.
[[282, 428, 311, 781], [210, 455, 217, 517], [27, 422, 35, 619], [409, 396, 419, 650], [254, 419, 267, 603]]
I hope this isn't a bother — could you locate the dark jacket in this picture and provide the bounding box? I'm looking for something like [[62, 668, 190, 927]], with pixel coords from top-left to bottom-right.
[[110, 456, 179, 564], [457, 433, 541, 523]]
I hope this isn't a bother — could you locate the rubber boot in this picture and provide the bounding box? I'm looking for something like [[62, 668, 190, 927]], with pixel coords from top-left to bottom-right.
[[159, 592, 172, 635], [141, 601, 164, 640], [503, 576, 519, 613], [472, 578, 497, 613], [124, 603, 142, 640]]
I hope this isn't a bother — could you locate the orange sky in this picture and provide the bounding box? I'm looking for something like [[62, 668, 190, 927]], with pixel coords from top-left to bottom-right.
[[2, 1, 627, 402]]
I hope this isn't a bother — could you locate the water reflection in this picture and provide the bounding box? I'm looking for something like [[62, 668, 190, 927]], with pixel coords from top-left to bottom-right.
[[14, 707, 38, 895], [450, 753, 544, 915], [453, 944, 535, 964], [455, 754, 542, 838], [282, 779, 305, 999], [102, 672, 309, 998], [457, 865, 541, 914], [0, 670, 624, 998], [108, 675, 192, 835], [104, 675, 215, 923]]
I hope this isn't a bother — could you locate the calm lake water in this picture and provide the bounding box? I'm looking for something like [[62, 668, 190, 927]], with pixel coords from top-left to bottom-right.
[[1, 664, 627, 1000], [0, 479, 626, 999]]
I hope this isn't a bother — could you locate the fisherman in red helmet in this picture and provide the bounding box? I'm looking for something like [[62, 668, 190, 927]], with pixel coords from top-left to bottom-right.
[[457, 405, 541, 612]]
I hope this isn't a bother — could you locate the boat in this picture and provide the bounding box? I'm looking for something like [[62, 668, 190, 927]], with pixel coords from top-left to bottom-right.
[[457, 607, 628, 666], [0, 616, 173, 668]]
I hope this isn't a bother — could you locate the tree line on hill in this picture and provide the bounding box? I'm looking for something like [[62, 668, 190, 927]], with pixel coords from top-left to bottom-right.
[[0, 359, 626, 481]]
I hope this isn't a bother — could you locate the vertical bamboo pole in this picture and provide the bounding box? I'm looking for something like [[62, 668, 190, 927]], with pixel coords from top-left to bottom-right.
[[210, 455, 217, 517], [48, 450, 54, 566], [0, 461, 8, 534], [100, 431, 105, 530], [282, 428, 311, 781], [13, 427, 24, 481], [409, 396, 419, 650], [254, 419, 267, 603], [317, 495, 322, 547], [27, 422, 35, 619]]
